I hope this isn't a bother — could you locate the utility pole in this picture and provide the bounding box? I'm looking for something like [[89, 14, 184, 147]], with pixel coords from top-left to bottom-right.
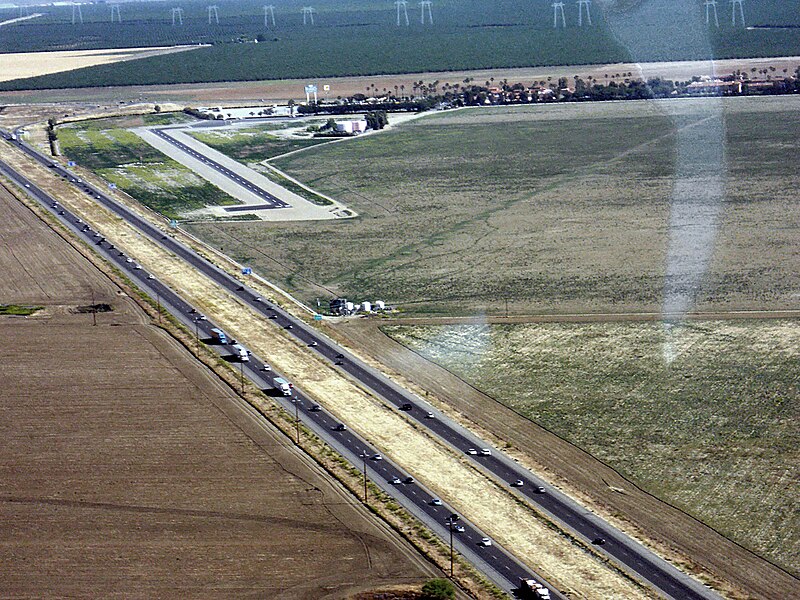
[[360, 453, 368, 503], [445, 514, 460, 577], [294, 396, 301, 445], [90, 288, 97, 326]]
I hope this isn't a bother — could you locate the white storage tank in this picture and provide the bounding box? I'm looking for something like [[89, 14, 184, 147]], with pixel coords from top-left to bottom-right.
[[362, 301, 372, 312], [374, 300, 385, 310], [345, 301, 355, 312]]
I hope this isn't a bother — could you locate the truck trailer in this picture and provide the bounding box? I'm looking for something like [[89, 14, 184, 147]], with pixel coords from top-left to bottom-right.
[[210, 328, 228, 344], [273, 377, 292, 396], [231, 343, 249, 362]]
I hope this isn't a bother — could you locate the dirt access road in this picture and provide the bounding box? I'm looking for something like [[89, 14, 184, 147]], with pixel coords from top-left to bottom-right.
[[0, 182, 440, 598], [327, 317, 800, 600]]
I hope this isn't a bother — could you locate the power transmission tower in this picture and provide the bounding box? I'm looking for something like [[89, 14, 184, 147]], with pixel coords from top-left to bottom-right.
[[730, 0, 745, 27], [110, 3, 121, 23], [207, 4, 219, 24], [171, 7, 184, 26], [419, 0, 432, 25], [302, 6, 316, 25], [552, 1, 566, 28], [577, 0, 592, 26], [264, 5, 276, 27], [71, 3, 83, 25], [395, 0, 409, 26], [704, 0, 719, 27]]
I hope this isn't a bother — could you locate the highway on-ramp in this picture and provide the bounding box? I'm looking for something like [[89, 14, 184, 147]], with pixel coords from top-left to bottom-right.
[[1, 130, 724, 600]]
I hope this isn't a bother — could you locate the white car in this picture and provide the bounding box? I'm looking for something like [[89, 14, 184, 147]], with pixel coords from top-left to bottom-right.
[[454, 525, 465, 532], [390, 477, 402, 484], [511, 479, 524, 487], [425, 412, 435, 419], [479, 537, 492, 547], [480, 448, 492, 456], [466, 448, 478, 455], [371, 454, 383, 461], [430, 498, 442, 506], [261, 364, 272, 371]]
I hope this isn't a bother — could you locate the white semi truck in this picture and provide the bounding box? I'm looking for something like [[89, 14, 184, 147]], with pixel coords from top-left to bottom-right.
[[273, 377, 292, 396], [231, 343, 249, 362]]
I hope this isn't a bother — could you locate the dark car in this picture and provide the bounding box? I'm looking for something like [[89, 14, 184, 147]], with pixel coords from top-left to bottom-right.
[[401, 403, 413, 411], [592, 537, 606, 546]]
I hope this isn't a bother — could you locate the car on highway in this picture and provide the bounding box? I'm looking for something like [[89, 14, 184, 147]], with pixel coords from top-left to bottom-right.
[[403, 476, 414, 484], [480, 448, 492, 456], [390, 477, 402, 485], [309, 404, 321, 412], [425, 412, 435, 418], [333, 423, 347, 431], [511, 479, 524, 487], [371, 453, 383, 461], [261, 364, 272, 371], [592, 537, 606, 546], [400, 403, 413, 411], [253, 296, 262, 302], [479, 537, 493, 547], [309, 341, 318, 347], [430, 498, 442, 506], [466, 448, 478, 455], [125, 258, 133, 263], [454, 524, 465, 532], [535, 486, 546, 494], [147, 274, 155, 280]]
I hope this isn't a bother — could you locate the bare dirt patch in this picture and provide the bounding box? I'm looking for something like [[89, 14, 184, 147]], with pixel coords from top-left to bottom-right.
[[0, 179, 440, 598]]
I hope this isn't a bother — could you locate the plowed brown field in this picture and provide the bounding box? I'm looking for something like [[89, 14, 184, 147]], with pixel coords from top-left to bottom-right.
[[0, 183, 438, 598]]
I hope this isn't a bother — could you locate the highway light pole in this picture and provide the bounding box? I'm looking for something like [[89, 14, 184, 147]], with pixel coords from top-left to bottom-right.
[[445, 514, 460, 578], [359, 452, 368, 504], [156, 290, 161, 324], [293, 396, 300, 445], [194, 318, 199, 351], [239, 360, 245, 394]]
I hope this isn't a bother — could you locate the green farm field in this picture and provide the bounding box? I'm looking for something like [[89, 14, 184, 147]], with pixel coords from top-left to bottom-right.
[[57, 114, 240, 219], [186, 95, 800, 315], [382, 319, 800, 575]]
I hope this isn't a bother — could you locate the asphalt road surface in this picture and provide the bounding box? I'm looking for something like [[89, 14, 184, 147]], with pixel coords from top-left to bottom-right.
[[151, 128, 290, 209], [1, 130, 723, 600]]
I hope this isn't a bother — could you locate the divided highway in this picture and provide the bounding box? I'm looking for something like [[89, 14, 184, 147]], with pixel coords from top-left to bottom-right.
[[0, 143, 558, 598], [1, 130, 723, 600]]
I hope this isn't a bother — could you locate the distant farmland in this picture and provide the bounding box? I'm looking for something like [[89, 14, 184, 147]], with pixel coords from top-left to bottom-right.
[[1, 0, 799, 89]]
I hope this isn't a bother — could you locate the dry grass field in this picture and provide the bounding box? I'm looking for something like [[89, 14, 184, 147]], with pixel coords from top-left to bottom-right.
[[0, 183, 438, 598], [383, 320, 800, 577], [0, 46, 199, 83], [187, 95, 800, 316]]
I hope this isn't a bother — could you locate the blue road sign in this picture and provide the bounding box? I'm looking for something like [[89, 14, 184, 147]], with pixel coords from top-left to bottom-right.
[[108, 183, 117, 189], [169, 219, 178, 228], [313, 314, 322, 321], [67, 161, 76, 167], [242, 267, 252, 275]]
